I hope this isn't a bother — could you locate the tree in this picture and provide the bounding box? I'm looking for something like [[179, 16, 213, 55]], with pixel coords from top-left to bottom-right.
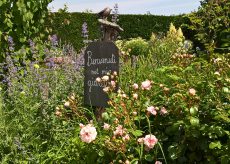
[[0, 0, 53, 62], [184, 0, 230, 59]]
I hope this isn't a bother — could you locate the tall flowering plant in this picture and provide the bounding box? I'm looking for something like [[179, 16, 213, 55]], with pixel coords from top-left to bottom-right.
[[112, 3, 119, 23]]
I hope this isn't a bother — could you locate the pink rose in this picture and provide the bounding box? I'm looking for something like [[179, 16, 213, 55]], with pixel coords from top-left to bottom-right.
[[144, 134, 158, 149], [113, 125, 125, 136], [79, 123, 85, 129], [147, 106, 157, 115], [111, 81, 116, 88], [102, 75, 109, 81], [189, 88, 196, 96], [103, 123, 110, 130], [96, 77, 101, 82], [113, 71, 118, 76], [155, 161, 162, 164], [160, 107, 168, 115], [141, 80, 151, 90], [133, 93, 138, 99], [125, 160, 130, 164], [122, 134, 130, 141], [133, 83, 139, 90], [80, 124, 97, 143], [103, 87, 109, 92]]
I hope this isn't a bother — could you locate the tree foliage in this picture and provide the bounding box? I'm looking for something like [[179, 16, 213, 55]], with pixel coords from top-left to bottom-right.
[[0, 0, 53, 61], [184, 0, 230, 58]]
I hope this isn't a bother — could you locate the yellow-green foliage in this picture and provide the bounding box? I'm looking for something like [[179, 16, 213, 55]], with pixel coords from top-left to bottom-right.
[[122, 37, 149, 56], [167, 23, 185, 42]]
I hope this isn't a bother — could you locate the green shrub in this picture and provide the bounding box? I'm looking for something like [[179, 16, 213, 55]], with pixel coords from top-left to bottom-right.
[[122, 37, 149, 57], [184, 0, 230, 57], [114, 52, 230, 163], [149, 23, 191, 67]]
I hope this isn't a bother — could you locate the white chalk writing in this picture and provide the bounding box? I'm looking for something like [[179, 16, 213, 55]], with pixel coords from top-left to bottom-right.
[[87, 80, 108, 92], [87, 51, 116, 67]]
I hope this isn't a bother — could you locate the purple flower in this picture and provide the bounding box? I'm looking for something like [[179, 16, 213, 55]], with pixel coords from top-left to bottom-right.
[[28, 39, 35, 48], [28, 39, 36, 54], [7, 36, 15, 51], [8, 36, 13, 44], [74, 51, 85, 70], [46, 58, 55, 68], [51, 34, 58, 46], [82, 22, 89, 43], [112, 3, 119, 23]]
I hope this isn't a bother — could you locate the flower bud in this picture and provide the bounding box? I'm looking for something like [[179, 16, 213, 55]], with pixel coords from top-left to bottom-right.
[[64, 101, 70, 107], [96, 77, 101, 82], [102, 75, 109, 81], [70, 96, 75, 100], [189, 88, 196, 96], [103, 87, 109, 92], [133, 111, 137, 116], [113, 71, 118, 76], [133, 93, 138, 99], [133, 83, 139, 90], [55, 110, 62, 117], [163, 87, 169, 92]]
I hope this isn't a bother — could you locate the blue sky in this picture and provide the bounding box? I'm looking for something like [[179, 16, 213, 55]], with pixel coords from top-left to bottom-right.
[[48, 0, 201, 15]]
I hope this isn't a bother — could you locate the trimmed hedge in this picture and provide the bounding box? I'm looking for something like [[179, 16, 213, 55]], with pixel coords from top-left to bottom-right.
[[48, 12, 100, 51], [118, 14, 185, 39], [48, 12, 185, 51]]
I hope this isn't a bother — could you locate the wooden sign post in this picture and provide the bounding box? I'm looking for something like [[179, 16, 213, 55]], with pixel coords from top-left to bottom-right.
[[84, 41, 119, 107]]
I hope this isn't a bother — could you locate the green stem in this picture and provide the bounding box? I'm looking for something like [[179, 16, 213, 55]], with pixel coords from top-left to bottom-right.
[[157, 142, 167, 164], [145, 115, 151, 134]]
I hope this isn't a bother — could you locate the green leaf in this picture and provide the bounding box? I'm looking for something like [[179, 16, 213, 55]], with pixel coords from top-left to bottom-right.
[[190, 117, 199, 126], [190, 107, 198, 116], [0, 0, 6, 7], [19, 37, 26, 43], [145, 154, 154, 162], [98, 150, 104, 157], [222, 87, 229, 93], [168, 143, 183, 160], [101, 112, 109, 120], [221, 155, 229, 164], [209, 141, 222, 149], [130, 130, 143, 137], [130, 158, 139, 164]]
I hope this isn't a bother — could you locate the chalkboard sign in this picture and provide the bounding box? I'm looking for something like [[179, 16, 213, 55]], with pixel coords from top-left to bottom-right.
[[84, 41, 119, 107]]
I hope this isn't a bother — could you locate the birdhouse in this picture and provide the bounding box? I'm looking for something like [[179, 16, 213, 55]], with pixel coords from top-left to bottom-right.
[[98, 19, 123, 41], [97, 7, 123, 41]]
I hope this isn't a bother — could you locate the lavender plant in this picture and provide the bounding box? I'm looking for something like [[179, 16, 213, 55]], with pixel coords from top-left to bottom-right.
[[112, 3, 119, 23], [0, 36, 85, 163], [82, 22, 89, 44]]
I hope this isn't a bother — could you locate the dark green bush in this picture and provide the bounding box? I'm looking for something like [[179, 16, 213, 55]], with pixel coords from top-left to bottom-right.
[[183, 0, 230, 58]]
